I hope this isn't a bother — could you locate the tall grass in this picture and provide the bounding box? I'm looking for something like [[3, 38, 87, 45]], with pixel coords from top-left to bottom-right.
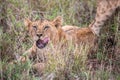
[[0, 0, 120, 80]]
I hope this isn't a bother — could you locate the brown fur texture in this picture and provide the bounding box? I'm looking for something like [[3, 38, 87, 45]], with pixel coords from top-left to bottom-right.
[[24, 16, 96, 54]]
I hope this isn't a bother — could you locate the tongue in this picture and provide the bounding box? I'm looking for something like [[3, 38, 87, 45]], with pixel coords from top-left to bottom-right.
[[36, 37, 49, 49], [43, 37, 49, 44]]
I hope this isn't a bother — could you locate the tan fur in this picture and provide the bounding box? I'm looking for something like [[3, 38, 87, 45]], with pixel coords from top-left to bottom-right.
[[90, 0, 120, 36], [62, 25, 79, 32], [22, 17, 97, 74], [24, 16, 96, 55]]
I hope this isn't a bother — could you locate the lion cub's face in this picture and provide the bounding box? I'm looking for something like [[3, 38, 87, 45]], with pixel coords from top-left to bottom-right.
[[24, 16, 62, 49]]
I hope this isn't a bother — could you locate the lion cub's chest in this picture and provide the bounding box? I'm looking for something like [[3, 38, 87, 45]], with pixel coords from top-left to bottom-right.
[[35, 47, 51, 62]]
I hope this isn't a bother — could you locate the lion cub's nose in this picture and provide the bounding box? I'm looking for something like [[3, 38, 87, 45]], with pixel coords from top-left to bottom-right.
[[36, 33, 43, 38]]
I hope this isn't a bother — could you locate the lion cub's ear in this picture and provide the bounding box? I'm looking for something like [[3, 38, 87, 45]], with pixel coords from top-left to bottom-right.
[[24, 18, 32, 27], [53, 16, 62, 28]]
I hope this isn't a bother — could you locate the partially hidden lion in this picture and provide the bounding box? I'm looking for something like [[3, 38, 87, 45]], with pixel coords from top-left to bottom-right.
[[24, 16, 96, 53], [22, 16, 97, 75], [24, 16, 97, 56]]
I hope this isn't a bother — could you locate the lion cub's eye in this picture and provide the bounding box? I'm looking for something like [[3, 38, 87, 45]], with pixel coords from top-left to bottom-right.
[[33, 26, 37, 30], [44, 26, 50, 30]]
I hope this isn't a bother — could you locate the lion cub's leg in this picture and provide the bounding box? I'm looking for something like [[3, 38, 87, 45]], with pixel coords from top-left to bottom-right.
[[26, 43, 37, 58], [19, 43, 37, 62]]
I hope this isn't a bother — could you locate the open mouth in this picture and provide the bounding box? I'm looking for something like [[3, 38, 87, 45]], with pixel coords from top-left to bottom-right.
[[36, 37, 49, 49]]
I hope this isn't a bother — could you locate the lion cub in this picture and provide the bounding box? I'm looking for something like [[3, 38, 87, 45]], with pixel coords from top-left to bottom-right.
[[24, 16, 96, 56], [23, 16, 97, 75]]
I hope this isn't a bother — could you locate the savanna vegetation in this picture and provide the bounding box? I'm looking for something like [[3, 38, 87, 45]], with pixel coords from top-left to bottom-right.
[[0, 0, 120, 80]]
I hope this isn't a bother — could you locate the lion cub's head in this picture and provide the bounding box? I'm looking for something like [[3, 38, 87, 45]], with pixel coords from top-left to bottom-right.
[[24, 16, 63, 49]]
